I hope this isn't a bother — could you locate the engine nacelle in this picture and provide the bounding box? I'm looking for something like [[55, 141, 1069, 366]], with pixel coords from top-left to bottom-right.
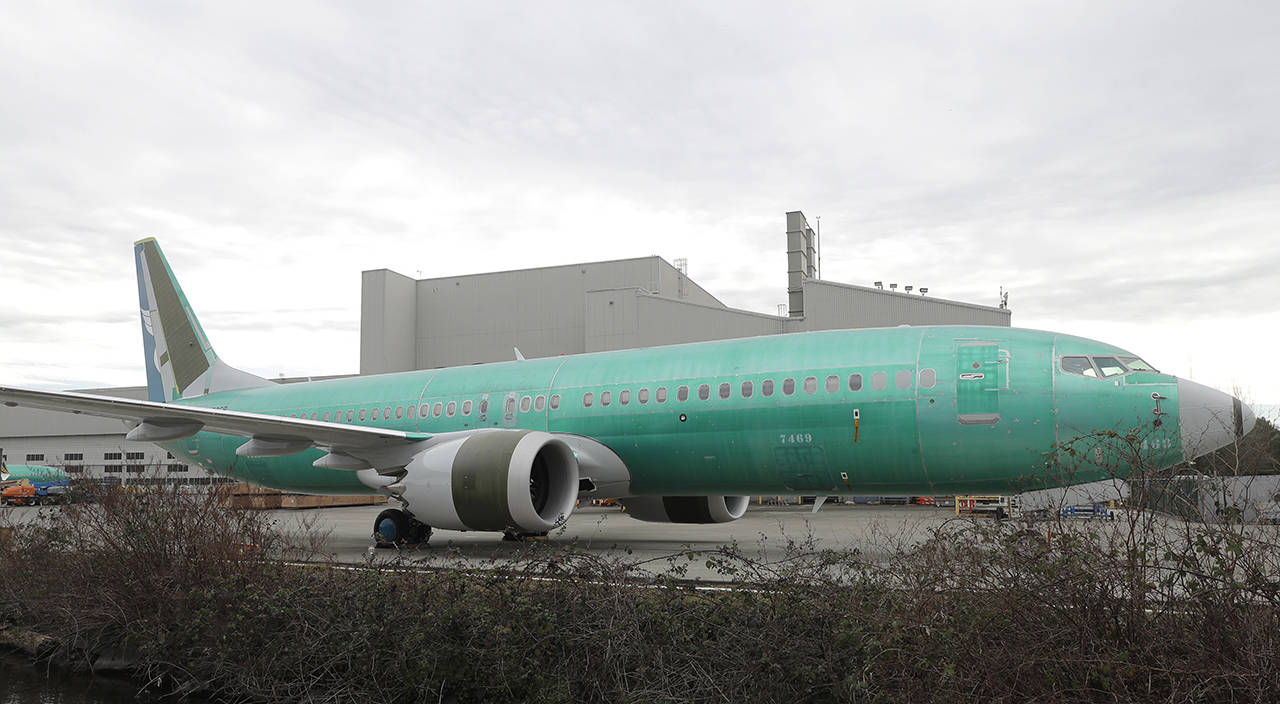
[[397, 430, 579, 532], [618, 495, 750, 524]]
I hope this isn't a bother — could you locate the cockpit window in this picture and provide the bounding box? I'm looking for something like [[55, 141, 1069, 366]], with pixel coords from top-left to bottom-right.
[[1093, 356, 1128, 378], [1118, 356, 1157, 372], [1061, 356, 1098, 378], [1062, 354, 1158, 378]]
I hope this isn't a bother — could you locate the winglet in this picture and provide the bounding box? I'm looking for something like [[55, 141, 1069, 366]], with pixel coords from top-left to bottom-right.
[[514, 347, 526, 361]]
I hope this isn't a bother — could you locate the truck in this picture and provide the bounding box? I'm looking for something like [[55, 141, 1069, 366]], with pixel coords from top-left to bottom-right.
[[0, 480, 72, 506]]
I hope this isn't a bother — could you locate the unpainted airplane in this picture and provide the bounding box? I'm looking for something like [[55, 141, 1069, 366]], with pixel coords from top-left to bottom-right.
[[0, 452, 68, 484], [0, 239, 1256, 545]]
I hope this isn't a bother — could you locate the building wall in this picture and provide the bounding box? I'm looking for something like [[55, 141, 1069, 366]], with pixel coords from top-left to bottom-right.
[[796, 280, 1011, 329], [361, 254, 1012, 373], [361, 256, 730, 373], [585, 289, 785, 352], [360, 269, 418, 374]]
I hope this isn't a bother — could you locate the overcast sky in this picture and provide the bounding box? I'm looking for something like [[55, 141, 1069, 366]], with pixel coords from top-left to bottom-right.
[[2, 2, 1277, 412]]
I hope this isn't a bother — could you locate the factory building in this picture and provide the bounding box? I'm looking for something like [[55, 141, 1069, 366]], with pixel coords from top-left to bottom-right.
[[2, 211, 1010, 481], [362, 211, 1008, 374]]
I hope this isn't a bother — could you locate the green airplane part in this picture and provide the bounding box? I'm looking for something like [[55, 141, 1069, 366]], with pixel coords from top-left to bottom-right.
[[0, 463, 68, 483], [0, 239, 1257, 543]]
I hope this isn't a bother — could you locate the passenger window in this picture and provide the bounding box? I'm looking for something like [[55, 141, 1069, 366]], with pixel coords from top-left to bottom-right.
[[1094, 356, 1128, 378], [548, 395, 559, 411], [504, 397, 516, 413], [384, 406, 392, 419], [872, 372, 887, 391], [372, 408, 380, 421], [698, 384, 710, 401], [479, 399, 489, 415], [601, 390, 612, 406], [407, 405, 416, 418], [359, 409, 367, 422], [638, 388, 649, 404], [520, 396, 531, 412], [534, 395, 545, 411], [463, 400, 473, 415], [804, 377, 817, 394], [783, 378, 796, 395], [741, 380, 753, 398], [849, 374, 862, 392], [346, 410, 354, 422], [826, 375, 839, 393], [762, 379, 774, 396], [419, 404, 429, 418], [311, 412, 319, 420], [620, 390, 631, 405], [322, 411, 330, 422], [919, 368, 937, 389], [395, 406, 404, 419], [446, 401, 457, 416], [583, 392, 594, 407], [896, 370, 912, 389], [719, 382, 731, 399], [433, 402, 444, 417], [1061, 356, 1098, 378], [677, 386, 689, 402], [656, 387, 667, 403]]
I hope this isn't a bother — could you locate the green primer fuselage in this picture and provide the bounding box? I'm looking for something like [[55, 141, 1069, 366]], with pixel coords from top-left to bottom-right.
[[169, 325, 1181, 497], [1, 464, 68, 483]]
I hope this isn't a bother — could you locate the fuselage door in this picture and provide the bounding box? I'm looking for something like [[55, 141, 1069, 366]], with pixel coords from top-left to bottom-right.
[[956, 341, 1008, 425], [502, 391, 519, 428]]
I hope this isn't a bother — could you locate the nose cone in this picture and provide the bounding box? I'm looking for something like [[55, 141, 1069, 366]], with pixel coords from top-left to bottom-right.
[[1178, 379, 1253, 460]]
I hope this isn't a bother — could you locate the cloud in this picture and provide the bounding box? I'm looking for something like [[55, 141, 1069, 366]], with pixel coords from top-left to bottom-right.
[[1, 1, 1277, 401]]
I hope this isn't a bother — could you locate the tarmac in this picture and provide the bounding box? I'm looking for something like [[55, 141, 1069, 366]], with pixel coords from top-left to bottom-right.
[[0, 501, 971, 580], [270, 502, 962, 578]]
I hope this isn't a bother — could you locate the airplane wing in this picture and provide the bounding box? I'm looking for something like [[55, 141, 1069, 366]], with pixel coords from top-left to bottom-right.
[[0, 386, 431, 470]]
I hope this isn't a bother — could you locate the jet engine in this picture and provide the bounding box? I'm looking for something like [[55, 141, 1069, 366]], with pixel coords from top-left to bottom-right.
[[618, 495, 750, 524], [395, 430, 579, 533]]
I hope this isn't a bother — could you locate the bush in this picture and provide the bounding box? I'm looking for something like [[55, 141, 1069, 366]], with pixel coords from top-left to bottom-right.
[[2, 473, 1279, 702]]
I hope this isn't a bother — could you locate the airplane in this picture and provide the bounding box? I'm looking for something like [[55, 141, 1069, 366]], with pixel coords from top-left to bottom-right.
[[0, 239, 1257, 546], [0, 451, 68, 483]]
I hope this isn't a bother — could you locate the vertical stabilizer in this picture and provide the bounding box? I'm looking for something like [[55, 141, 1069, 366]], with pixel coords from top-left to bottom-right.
[[134, 239, 273, 402]]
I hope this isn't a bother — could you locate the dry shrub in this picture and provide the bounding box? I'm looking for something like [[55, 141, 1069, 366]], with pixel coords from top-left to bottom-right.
[[1, 458, 1278, 703]]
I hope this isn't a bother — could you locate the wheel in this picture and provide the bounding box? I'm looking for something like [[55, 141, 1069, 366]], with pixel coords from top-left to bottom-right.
[[373, 508, 410, 548], [374, 509, 432, 548], [406, 517, 432, 545]]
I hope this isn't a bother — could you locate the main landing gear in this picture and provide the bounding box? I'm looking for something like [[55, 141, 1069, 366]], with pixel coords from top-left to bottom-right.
[[373, 507, 432, 549]]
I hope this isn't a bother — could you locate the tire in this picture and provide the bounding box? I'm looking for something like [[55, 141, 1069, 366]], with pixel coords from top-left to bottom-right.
[[373, 508, 409, 549], [406, 518, 432, 546]]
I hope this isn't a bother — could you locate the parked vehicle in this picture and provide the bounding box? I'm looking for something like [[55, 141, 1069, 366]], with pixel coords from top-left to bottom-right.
[[0, 480, 72, 506]]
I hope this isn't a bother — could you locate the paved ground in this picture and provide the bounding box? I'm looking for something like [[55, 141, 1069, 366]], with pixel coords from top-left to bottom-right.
[[0, 501, 988, 579], [269, 502, 962, 577]]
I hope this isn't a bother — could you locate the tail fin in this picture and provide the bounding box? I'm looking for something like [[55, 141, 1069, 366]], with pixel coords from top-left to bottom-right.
[[134, 238, 273, 402]]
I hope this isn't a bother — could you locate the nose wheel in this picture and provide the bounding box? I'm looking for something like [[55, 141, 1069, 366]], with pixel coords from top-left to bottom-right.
[[373, 508, 432, 548]]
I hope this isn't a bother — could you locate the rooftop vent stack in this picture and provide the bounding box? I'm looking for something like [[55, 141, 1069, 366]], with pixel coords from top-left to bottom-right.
[[785, 211, 817, 318]]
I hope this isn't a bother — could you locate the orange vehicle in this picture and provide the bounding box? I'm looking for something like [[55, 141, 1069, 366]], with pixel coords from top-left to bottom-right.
[[1, 483, 37, 506]]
